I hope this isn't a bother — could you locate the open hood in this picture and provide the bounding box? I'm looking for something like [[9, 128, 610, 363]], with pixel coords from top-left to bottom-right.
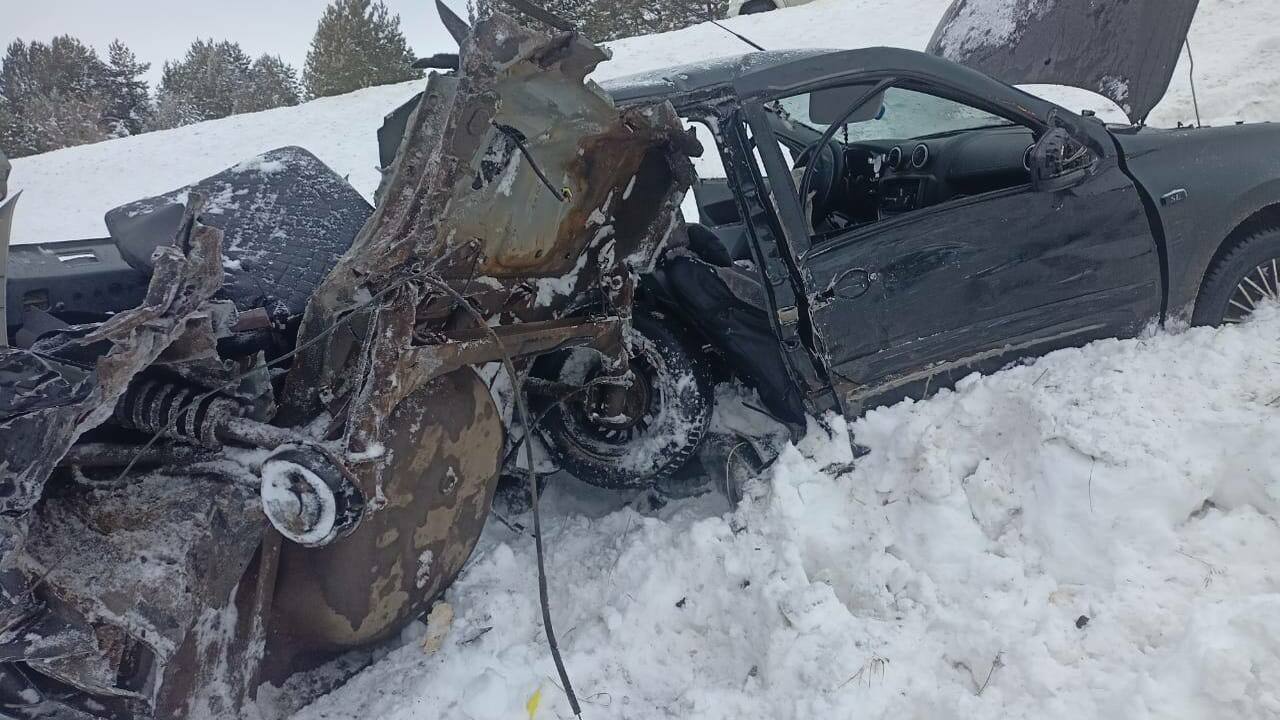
[[927, 0, 1199, 123]]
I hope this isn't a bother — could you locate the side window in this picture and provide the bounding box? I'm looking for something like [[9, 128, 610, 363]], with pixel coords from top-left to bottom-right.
[[763, 84, 1036, 238]]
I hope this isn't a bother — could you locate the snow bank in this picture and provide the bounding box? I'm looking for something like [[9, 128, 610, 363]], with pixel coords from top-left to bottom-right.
[[290, 308, 1280, 720], [8, 0, 1278, 245], [6, 81, 422, 246]]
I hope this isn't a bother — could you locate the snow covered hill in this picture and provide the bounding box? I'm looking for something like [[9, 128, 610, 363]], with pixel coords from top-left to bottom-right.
[[7, 0, 1280, 245], [285, 309, 1280, 720]]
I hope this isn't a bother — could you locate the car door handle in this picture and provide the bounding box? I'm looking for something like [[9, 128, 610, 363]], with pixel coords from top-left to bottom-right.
[[830, 268, 874, 300]]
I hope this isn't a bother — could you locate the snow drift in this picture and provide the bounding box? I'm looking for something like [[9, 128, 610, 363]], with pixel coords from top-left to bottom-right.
[[288, 308, 1280, 720]]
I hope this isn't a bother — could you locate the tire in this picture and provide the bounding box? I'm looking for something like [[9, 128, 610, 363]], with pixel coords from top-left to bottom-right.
[[536, 311, 713, 489], [1193, 227, 1280, 326]]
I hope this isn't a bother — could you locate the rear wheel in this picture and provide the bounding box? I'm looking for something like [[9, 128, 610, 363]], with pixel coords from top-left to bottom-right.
[[536, 311, 712, 489], [1194, 228, 1280, 325]]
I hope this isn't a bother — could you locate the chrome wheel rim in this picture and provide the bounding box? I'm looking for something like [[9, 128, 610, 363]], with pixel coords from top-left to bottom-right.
[[1224, 258, 1280, 323]]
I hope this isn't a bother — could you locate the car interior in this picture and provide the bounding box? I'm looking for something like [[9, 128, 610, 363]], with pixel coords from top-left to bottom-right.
[[771, 83, 1039, 240], [686, 83, 1041, 260]]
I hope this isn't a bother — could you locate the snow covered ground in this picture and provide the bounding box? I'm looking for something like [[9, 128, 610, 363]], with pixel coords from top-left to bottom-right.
[[287, 308, 1280, 720], [7, 0, 1280, 245]]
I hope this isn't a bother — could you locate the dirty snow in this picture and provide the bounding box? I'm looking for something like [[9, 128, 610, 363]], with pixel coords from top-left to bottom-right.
[[8, 0, 1279, 245], [290, 308, 1280, 720]]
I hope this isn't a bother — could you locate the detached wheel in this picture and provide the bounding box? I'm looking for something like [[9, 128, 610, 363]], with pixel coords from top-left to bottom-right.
[[537, 311, 712, 489], [1194, 228, 1280, 325]]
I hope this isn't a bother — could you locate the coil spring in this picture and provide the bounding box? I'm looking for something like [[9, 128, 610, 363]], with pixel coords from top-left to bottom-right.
[[114, 380, 241, 449]]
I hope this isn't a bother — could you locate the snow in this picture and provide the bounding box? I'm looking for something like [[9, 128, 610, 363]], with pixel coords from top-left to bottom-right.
[[7, 0, 1279, 245], [289, 307, 1280, 720]]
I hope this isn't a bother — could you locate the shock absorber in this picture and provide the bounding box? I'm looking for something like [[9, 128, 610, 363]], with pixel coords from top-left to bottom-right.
[[111, 378, 365, 546], [113, 379, 244, 448]]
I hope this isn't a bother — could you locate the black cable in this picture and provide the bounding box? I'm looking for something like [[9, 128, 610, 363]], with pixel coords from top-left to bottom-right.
[[493, 123, 568, 202], [709, 19, 766, 52], [423, 276, 584, 718]]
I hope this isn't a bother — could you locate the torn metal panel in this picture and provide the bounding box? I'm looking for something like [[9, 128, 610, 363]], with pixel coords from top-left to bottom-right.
[[266, 12, 696, 673], [8, 465, 267, 718], [0, 203, 228, 518], [283, 12, 697, 421], [281, 12, 697, 490]]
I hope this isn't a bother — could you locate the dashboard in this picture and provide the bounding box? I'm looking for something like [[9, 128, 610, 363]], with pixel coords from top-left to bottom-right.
[[830, 125, 1037, 224]]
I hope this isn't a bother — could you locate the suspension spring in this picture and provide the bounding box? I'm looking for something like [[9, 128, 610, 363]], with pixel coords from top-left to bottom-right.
[[114, 380, 242, 449]]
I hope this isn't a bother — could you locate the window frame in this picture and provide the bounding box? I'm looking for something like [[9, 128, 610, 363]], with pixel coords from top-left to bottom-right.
[[743, 72, 1052, 253]]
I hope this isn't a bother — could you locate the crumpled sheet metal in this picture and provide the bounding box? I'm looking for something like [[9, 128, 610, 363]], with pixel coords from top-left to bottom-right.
[[282, 12, 698, 425], [4, 466, 266, 716], [0, 206, 271, 718], [0, 215, 226, 518]]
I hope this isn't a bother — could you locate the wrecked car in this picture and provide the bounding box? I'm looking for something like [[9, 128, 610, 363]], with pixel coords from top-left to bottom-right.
[[1, 13, 698, 718], [382, 0, 1278, 487], [2, 0, 1280, 715]]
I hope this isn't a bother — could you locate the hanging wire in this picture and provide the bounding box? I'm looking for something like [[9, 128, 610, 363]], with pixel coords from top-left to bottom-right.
[[423, 276, 585, 718], [1185, 38, 1202, 128]]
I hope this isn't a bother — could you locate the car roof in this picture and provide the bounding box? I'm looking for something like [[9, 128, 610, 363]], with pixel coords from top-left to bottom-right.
[[601, 46, 1058, 129], [601, 48, 834, 105], [601, 46, 1016, 107]]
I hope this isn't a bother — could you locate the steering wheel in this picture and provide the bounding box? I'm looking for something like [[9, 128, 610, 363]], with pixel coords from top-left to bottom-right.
[[796, 138, 845, 230]]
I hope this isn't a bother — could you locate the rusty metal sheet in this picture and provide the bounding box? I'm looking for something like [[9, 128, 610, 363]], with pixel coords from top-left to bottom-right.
[[282, 12, 697, 423], [267, 368, 503, 660], [11, 465, 267, 717]]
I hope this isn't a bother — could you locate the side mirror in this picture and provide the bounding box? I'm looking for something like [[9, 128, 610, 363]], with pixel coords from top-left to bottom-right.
[[1029, 127, 1092, 192]]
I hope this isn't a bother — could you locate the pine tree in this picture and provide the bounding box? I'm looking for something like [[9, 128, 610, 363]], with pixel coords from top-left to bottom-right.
[[21, 92, 110, 150], [234, 54, 302, 113], [303, 0, 420, 99], [0, 93, 21, 158], [0, 36, 112, 156], [149, 91, 200, 132], [153, 39, 253, 129], [103, 40, 152, 137]]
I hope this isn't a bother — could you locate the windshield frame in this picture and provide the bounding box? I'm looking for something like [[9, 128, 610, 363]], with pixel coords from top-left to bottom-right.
[[771, 83, 1019, 144]]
